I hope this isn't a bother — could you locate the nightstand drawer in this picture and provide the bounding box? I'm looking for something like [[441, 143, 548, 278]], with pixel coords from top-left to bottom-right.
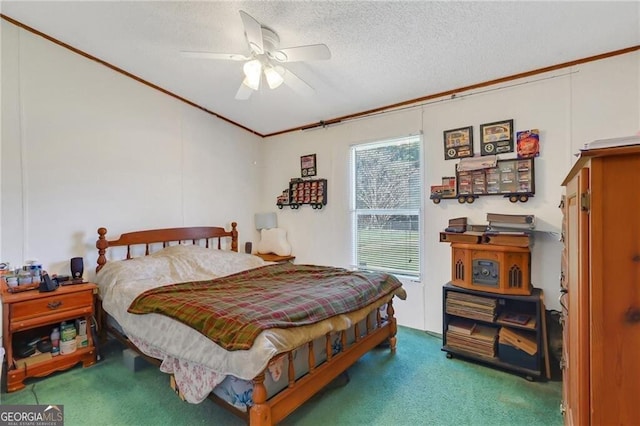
[[11, 291, 93, 323]]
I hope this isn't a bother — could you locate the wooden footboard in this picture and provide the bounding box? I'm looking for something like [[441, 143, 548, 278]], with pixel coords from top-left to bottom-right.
[[247, 300, 397, 426], [99, 297, 398, 426]]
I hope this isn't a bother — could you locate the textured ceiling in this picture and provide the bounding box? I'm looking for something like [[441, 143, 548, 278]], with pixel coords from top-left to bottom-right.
[[2, 1, 639, 136]]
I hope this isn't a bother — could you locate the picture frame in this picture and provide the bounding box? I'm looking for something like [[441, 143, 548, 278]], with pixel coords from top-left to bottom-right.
[[516, 129, 540, 159], [480, 119, 514, 156], [300, 154, 317, 177], [443, 126, 474, 160]]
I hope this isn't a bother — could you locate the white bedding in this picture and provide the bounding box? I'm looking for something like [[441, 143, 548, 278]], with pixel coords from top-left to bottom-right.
[[96, 245, 397, 403]]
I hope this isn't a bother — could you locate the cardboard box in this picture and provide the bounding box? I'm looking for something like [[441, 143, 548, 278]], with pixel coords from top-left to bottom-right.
[[15, 351, 52, 369], [169, 375, 185, 401], [123, 348, 147, 372], [76, 334, 88, 348]]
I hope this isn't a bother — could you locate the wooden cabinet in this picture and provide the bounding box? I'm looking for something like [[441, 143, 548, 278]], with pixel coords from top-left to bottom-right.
[[442, 283, 548, 381], [560, 145, 640, 425], [2, 282, 97, 392]]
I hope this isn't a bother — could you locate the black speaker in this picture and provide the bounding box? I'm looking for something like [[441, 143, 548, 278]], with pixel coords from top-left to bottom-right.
[[70, 257, 84, 279], [244, 242, 252, 254]]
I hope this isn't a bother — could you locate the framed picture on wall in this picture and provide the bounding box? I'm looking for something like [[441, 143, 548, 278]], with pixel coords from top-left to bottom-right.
[[480, 119, 514, 156], [516, 129, 540, 158], [443, 126, 474, 160], [300, 154, 317, 177]]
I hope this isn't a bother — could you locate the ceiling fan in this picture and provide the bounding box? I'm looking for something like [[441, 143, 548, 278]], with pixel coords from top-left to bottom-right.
[[181, 10, 331, 100]]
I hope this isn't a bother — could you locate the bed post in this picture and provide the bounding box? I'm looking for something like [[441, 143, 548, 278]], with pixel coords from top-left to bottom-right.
[[249, 372, 271, 426], [96, 227, 108, 273], [387, 299, 398, 353], [230, 222, 238, 252]]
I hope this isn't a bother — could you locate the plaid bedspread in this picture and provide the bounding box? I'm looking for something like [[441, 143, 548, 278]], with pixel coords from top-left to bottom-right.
[[127, 263, 403, 351]]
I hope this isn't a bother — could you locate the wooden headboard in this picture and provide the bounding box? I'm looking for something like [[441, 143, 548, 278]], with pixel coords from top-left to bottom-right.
[[96, 222, 238, 272]]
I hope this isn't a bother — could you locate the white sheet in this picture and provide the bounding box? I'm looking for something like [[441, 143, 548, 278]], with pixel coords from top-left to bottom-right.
[[96, 245, 398, 402]]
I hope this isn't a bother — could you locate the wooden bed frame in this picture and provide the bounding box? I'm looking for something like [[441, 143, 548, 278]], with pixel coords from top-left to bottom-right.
[[95, 223, 398, 426]]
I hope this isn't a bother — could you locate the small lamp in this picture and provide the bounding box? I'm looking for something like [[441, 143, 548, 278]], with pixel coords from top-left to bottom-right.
[[264, 66, 284, 89], [254, 212, 292, 256], [243, 59, 262, 90], [255, 212, 277, 231]]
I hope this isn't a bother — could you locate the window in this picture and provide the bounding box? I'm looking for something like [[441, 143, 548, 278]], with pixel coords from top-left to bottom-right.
[[350, 135, 422, 278]]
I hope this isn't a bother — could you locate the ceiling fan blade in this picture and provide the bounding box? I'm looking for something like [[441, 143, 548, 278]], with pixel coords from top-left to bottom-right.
[[239, 10, 264, 55], [272, 44, 331, 63], [281, 67, 315, 96], [235, 82, 254, 100], [180, 51, 250, 61]]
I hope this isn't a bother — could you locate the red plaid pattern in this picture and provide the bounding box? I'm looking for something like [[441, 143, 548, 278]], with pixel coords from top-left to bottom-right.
[[128, 263, 402, 350]]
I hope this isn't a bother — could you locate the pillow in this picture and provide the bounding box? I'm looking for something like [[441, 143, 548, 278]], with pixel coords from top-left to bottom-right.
[[256, 228, 292, 256]]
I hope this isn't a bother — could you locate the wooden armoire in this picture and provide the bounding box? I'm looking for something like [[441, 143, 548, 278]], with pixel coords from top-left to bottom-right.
[[560, 143, 640, 425]]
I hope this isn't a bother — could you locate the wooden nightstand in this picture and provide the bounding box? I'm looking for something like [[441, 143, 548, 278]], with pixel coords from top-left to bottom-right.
[[255, 253, 296, 264], [1, 281, 98, 392]]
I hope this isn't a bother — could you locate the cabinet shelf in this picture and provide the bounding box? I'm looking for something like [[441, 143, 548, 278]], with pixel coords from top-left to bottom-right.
[[276, 178, 328, 210], [9, 347, 96, 386], [431, 158, 536, 204], [441, 345, 542, 378], [495, 313, 537, 331], [442, 283, 549, 380], [12, 346, 95, 371]]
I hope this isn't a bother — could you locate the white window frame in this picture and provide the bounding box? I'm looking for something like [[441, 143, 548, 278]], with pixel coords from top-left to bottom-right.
[[350, 134, 423, 280]]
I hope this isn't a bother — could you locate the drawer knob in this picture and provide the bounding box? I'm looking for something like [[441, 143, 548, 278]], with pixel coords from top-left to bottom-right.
[[47, 300, 62, 309]]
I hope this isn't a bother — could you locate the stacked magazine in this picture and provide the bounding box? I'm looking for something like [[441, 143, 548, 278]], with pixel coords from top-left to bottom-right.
[[446, 320, 498, 358], [445, 291, 497, 322], [445, 292, 499, 358]]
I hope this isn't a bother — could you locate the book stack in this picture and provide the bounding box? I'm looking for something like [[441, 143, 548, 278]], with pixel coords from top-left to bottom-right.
[[498, 327, 537, 356], [446, 323, 498, 358], [497, 311, 535, 329], [581, 135, 640, 152], [447, 318, 477, 335], [445, 291, 497, 322], [481, 232, 531, 247], [486, 213, 535, 230], [439, 231, 483, 244], [484, 213, 535, 247], [445, 217, 467, 233]]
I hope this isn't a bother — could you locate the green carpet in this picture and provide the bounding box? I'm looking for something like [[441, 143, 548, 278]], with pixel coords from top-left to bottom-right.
[[1, 327, 562, 425]]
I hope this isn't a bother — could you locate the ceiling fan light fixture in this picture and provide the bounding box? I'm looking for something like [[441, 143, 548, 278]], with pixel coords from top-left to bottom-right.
[[264, 66, 284, 89], [273, 51, 288, 62], [185, 11, 331, 100], [243, 59, 262, 90]]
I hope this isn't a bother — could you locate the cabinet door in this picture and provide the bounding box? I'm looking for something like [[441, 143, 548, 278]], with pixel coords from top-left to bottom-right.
[[564, 168, 590, 426], [589, 154, 640, 424]]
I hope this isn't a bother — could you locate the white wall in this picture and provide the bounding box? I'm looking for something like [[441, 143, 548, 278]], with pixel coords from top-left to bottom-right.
[[260, 53, 640, 333], [1, 22, 264, 280], [1, 19, 639, 335]]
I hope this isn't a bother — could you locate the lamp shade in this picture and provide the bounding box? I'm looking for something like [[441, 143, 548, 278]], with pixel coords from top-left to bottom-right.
[[243, 59, 262, 90], [264, 66, 284, 89], [255, 212, 277, 230]]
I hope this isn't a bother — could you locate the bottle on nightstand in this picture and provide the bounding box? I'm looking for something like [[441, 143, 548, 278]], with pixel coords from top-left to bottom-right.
[[50, 327, 60, 357]]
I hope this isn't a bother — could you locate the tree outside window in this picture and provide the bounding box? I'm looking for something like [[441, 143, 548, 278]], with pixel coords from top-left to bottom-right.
[[351, 136, 422, 278]]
